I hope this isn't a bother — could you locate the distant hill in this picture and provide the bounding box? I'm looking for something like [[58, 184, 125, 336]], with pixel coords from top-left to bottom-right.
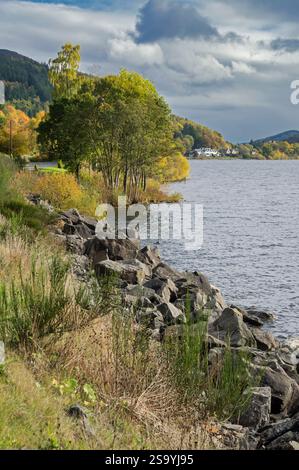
[[0, 49, 52, 116], [173, 115, 229, 152], [253, 130, 299, 145]]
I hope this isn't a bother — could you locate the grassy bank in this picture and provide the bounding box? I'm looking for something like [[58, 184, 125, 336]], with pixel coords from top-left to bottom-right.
[[0, 156, 256, 450], [13, 166, 182, 216]]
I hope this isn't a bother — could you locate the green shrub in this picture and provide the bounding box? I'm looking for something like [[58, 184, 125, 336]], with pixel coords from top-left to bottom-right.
[[206, 346, 257, 420], [0, 199, 55, 235], [163, 295, 258, 421], [0, 254, 71, 349]]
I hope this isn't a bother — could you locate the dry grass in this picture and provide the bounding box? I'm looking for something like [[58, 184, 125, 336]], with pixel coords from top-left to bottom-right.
[[45, 315, 217, 450]]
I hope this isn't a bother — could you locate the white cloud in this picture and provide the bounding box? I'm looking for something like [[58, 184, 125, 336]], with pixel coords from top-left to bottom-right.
[[231, 61, 255, 75], [108, 38, 164, 66]]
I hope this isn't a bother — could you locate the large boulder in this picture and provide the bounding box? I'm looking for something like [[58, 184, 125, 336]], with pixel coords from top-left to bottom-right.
[[278, 338, 299, 376], [253, 360, 299, 415], [175, 274, 225, 321], [175, 272, 212, 297], [156, 302, 185, 325], [95, 259, 151, 285], [238, 387, 271, 430], [250, 327, 278, 352], [244, 308, 276, 323], [143, 278, 178, 303], [152, 262, 182, 282], [266, 433, 299, 450], [63, 223, 93, 239], [84, 237, 139, 265], [207, 284, 226, 313], [60, 208, 81, 225], [210, 307, 256, 347], [136, 307, 165, 331], [230, 305, 264, 327], [60, 209, 96, 239], [258, 411, 299, 448], [137, 246, 161, 267], [65, 235, 85, 255]]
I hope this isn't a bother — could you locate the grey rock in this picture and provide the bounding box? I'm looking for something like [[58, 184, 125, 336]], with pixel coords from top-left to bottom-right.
[[206, 334, 227, 349], [78, 215, 97, 232], [251, 327, 279, 351], [84, 237, 139, 265], [278, 337, 299, 374], [259, 412, 299, 447], [231, 305, 264, 327], [265, 431, 299, 450], [207, 284, 226, 313], [63, 223, 76, 235], [143, 278, 178, 303], [65, 235, 85, 254], [220, 423, 251, 450], [136, 308, 164, 330], [95, 259, 151, 285], [61, 208, 81, 224], [74, 223, 93, 239], [211, 307, 256, 347], [153, 262, 182, 282], [156, 302, 185, 325], [239, 387, 271, 430], [126, 284, 156, 299], [245, 308, 276, 323], [175, 272, 212, 297], [255, 361, 299, 415], [137, 246, 161, 267]]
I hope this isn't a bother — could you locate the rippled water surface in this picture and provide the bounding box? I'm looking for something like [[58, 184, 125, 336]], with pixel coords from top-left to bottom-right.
[[157, 160, 299, 339]]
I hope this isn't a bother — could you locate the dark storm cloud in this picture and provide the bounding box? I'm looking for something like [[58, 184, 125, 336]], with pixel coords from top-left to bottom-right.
[[135, 0, 219, 43], [270, 38, 299, 52]]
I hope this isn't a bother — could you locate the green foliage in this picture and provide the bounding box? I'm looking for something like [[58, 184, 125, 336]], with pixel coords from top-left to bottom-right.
[[48, 44, 81, 100], [0, 156, 52, 236], [0, 49, 52, 115], [0, 199, 54, 234], [38, 95, 94, 178], [164, 296, 258, 420], [0, 255, 71, 349], [206, 347, 256, 420], [173, 115, 228, 152]]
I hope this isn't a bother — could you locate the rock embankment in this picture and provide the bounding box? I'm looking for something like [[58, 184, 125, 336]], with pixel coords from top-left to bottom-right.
[[51, 208, 299, 450]]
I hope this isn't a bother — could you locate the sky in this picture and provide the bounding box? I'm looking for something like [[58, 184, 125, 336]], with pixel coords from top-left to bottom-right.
[[1, 0, 299, 142]]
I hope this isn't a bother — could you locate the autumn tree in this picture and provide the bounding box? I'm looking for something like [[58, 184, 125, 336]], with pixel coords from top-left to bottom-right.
[[0, 105, 36, 157], [48, 43, 81, 100], [87, 70, 173, 199]]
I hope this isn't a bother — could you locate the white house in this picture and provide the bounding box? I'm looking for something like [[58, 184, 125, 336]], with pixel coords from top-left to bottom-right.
[[192, 147, 220, 158]]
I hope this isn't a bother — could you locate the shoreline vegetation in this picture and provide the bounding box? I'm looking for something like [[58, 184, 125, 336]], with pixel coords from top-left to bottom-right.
[[1, 43, 299, 451], [1, 156, 299, 450]]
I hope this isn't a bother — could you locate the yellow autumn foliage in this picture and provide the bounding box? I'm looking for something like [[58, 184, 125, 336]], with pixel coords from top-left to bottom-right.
[[157, 152, 190, 183]]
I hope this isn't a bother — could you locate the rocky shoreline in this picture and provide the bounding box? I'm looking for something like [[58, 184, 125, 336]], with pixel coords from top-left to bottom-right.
[[44, 205, 299, 450]]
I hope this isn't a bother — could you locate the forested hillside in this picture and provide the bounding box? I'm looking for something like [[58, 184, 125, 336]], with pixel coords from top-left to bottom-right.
[[173, 115, 229, 152], [0, 49, 52, 116]]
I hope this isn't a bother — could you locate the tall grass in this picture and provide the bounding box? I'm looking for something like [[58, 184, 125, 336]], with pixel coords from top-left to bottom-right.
[[163, 294, 258, 421], [0, 255, 70, 348]]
